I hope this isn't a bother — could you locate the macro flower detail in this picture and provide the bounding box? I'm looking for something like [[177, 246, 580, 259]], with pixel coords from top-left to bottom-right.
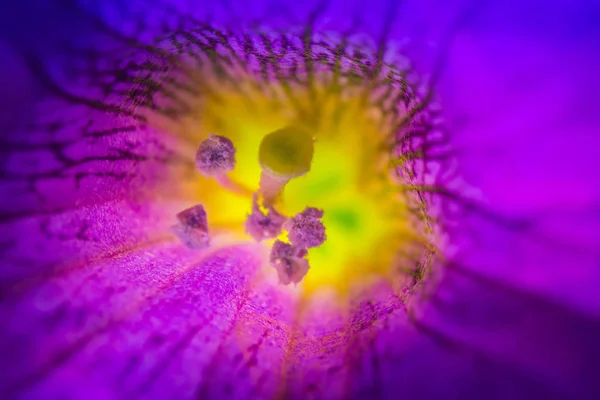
[[0, 1, 457, 396], [2, 0, 599, 399]]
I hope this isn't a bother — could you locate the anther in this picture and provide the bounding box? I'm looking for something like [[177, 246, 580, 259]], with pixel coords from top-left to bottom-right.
[[196, 134, 236, 176], [171, 204, 210, 250], [244, 195, 287, 241], [270, 240, 310, 286], [285, 207, 326, 249], [196, 134, 253, 196]]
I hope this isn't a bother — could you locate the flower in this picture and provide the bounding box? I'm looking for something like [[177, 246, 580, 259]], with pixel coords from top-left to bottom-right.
[[0, 0, 599, 399]]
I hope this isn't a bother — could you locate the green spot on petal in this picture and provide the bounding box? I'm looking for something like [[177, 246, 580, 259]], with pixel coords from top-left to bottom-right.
[[329, 208, 360, 232]]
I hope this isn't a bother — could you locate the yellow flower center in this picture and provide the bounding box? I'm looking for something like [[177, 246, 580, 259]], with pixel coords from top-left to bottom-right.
[[168, 72, 418, 296]]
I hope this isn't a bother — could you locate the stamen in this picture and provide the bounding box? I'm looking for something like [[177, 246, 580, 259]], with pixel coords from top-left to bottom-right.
[[171, 204, 210, 249], [258, 126, 315, 205], [196, 134, 253, 197], [244, 195, 287, 241], [285, 207, 326, 249], [270, 240, 310, 286]]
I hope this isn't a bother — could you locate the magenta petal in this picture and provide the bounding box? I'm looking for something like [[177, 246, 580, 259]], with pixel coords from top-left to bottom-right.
[[2, 244, 286, 398]]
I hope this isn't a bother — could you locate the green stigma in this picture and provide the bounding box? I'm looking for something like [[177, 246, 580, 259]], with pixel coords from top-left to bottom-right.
[[258, 126, 315, 178]]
